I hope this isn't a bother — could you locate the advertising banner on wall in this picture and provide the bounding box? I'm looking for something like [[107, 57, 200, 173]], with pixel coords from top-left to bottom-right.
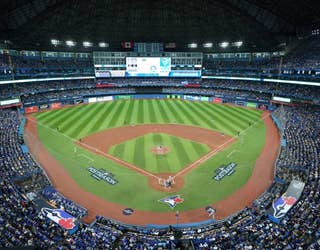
[[95, 69, 126, 78], [169, 70, 201, 77], [96, 83, 115, 88], [115, 95, 131, 99], [96, 96, 113, 102], [200, 96, 210, 102], [51, 102, 62, 109], [39, 104, 49, 110], [25, 106, 39, 113], [88, 97, 97, 103], [267, 180, 305, 223], [235, 101, 246, 106], [0, 98, 21, 108], [184, 95, 200, 101], [246, 102, 257, 108], [213, 97, 223, 103], [166, 95, 181, 99]]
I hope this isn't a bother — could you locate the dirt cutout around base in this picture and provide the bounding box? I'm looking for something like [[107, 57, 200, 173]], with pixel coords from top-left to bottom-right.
[[24, 110, 279, 225], [149, 173, 184, 193], [150, 145, 170, 155]]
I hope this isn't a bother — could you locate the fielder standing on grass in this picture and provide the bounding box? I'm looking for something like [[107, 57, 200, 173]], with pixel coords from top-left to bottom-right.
[[175, 210, 179, 226]]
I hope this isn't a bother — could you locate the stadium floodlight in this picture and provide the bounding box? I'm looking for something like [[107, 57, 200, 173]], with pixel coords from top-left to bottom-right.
[[99, 42, 108, 48], [233, 41, 243, 48], [83, 41, 93, 47], [203, 42, 213, 48], [66, 40, 76, 47], [219, 41, 229, 48], [188, 43, 198, 48], [51, 39, 60, 46]]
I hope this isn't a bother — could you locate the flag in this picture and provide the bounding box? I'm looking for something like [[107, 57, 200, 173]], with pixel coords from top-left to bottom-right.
[[121, 42, 133, 48], [41, 208, 77, 230]]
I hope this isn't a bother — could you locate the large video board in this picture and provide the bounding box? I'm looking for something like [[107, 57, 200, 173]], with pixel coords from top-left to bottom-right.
[[126, 57, 171, 77]]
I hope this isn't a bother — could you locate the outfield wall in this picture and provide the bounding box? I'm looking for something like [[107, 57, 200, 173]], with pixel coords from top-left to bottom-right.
[[22, 93, 274, 114]]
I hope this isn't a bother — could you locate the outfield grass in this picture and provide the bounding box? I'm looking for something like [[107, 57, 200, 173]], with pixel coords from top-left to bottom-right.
[[109, 133, 210, 173], [34, 99, 265, 212]]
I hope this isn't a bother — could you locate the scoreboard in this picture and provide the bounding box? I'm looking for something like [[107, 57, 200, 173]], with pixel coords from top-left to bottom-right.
[[93, 52, 202, 78], [126, 57, 171, 77]]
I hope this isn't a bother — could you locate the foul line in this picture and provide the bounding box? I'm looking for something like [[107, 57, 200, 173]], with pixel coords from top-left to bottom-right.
[[227, 150, 239, 158], [173, 112, 271, 179], [25, 117, 160, 180], [78, 153, 94, 162]]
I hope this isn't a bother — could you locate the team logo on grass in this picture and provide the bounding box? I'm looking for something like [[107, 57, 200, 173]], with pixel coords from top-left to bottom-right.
[[213, 162, 237, 181], [159, 195, 184, 209], [87, 167, 118, 185]]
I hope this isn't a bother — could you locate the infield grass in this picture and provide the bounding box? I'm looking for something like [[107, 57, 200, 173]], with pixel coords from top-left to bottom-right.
[[109, 133, 210, 173]]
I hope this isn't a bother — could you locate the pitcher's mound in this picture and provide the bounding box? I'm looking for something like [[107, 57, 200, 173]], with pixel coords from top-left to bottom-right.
[[151, 145, 170, 155]]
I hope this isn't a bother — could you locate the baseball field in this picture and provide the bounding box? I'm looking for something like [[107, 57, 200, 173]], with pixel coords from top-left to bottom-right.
[[29, 99, 267, 213]]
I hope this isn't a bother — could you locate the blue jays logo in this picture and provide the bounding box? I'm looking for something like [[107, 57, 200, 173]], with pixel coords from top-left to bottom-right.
[[41, 208, 77, 230], [272, 195, 297, 219], [159, 195, 184, 209]]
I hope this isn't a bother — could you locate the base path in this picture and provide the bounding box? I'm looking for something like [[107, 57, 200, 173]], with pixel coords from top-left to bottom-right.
[[77, 123, 235, 191], [24, 111, 279, 225], [79, 123, 232, 153]]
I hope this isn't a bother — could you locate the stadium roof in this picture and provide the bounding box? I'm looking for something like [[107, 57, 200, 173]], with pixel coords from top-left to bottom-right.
[[0, 0, 319, 51]]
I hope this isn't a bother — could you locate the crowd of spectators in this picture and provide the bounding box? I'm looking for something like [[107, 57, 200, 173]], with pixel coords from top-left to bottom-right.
[[21, 87, 136, 105], [0, 79, 96, 99], [163, 87, 271, 100], [0, 110, 40, 180], [1, 37, 320, 82], [276, 106, 320, 169], [0, 53, 93, 79], [201, 80, 320, 101], [0, 97, 319, 249], [203, 37, 320, 80], [1, 78, 319, 107], [281, 38, 320, 71]]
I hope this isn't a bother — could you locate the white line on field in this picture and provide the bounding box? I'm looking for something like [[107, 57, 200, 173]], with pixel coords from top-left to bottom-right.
[[79, 153, 94, 162], [227, 150, 239, 158]]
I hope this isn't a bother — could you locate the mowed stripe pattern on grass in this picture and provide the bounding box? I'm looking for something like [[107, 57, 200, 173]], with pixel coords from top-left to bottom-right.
[[108, 133, 210, 173], [36, 99, 261, 140], [33, 99, 267, 212]]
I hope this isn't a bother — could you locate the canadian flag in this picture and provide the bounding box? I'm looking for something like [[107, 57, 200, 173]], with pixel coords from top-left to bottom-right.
[[121, 42, 133, 48]]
